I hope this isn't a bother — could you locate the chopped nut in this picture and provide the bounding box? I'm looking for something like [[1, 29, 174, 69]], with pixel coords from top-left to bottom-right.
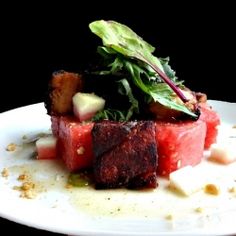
[[1, 168, 9, 177], [13, 178, 36, 199], [20, 190, 36, 199], [77, 146, 85, 155], [165, 214, 173, 220], [21, 182, 35, 191], [204, 184, 220, 195], [6, 143, 17, 152], [18, 174, 29, 181], [228, 186, 236, 193], [195, 207, 204, 213]]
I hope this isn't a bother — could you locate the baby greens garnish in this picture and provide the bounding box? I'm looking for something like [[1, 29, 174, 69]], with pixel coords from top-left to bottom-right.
[[89, 20, 198, 120]]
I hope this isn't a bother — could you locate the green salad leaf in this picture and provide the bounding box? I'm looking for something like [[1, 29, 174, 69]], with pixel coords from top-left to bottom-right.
[[89, 20, 198, 119], [92, 109, 127, 122]]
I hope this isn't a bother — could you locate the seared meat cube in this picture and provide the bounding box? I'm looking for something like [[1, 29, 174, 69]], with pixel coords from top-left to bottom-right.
[[45, 70, 83, 115], [92, 121, 158, 189], [92, 121, 136, 157]]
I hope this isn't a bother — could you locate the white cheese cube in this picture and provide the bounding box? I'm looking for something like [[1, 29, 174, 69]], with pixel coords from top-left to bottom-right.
[[72, 92, 105, 122], [209, 141, 236, 164], [169, 166, 205, 196]]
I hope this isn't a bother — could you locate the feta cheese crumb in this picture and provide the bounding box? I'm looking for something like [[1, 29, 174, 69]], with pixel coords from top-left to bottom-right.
[[169, 166, 205, 196], [209, 142, 236, 164]]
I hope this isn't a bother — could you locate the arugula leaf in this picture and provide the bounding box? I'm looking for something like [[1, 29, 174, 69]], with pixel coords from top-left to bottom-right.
[[159, 57, 177, 81], [89, 20, 189, 104], [89, 20, 198, 119], [90, 21, 155, 56], [97, 46, 117, 61], [117, 78, 139, 120], [97, 52, 196, 118], [123, 60, 196, 117], [92, 109, 127, 122]]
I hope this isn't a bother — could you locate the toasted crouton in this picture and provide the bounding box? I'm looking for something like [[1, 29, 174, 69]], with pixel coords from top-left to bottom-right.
[[45, 70, 83, 115]]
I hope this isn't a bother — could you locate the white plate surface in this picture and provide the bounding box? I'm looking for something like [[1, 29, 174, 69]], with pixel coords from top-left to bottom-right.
[[0, 101, 236, 236]]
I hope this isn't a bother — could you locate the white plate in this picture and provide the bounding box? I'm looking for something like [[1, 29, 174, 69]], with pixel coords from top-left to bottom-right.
[[0, 101, 236, 236]]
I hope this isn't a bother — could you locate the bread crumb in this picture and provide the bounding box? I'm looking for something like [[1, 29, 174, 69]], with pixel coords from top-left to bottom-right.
[[1, 168, 9, 177], [6, 143, 17, 152]]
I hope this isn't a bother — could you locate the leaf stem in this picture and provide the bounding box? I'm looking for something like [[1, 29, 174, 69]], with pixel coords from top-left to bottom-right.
[[141, 57, 188, 103]]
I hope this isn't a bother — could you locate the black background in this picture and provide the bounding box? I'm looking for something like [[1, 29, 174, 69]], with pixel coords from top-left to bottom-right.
[[0, 1, 235, 235]]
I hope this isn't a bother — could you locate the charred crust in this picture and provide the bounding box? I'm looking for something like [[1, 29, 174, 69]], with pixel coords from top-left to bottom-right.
[[93, 121, 158, 189]]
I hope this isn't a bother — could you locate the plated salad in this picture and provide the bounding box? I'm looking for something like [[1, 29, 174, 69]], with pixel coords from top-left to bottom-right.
[[1, 20, 236, 236], [36, 20, 234, 192]]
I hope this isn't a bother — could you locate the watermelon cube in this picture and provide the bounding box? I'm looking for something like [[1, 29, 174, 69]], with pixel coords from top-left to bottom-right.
[[36, 136, 57, 160], [199, 104, 220, 149], [52, 116, 94, 171], [156, 120, 206, 176]]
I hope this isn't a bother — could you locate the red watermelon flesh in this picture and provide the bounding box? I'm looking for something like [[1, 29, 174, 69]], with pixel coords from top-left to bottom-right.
[[50, 103, 219, 174], [156, 120, 206, 176], [52, 116, 94, 171], [199, 103, 220, 149]]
